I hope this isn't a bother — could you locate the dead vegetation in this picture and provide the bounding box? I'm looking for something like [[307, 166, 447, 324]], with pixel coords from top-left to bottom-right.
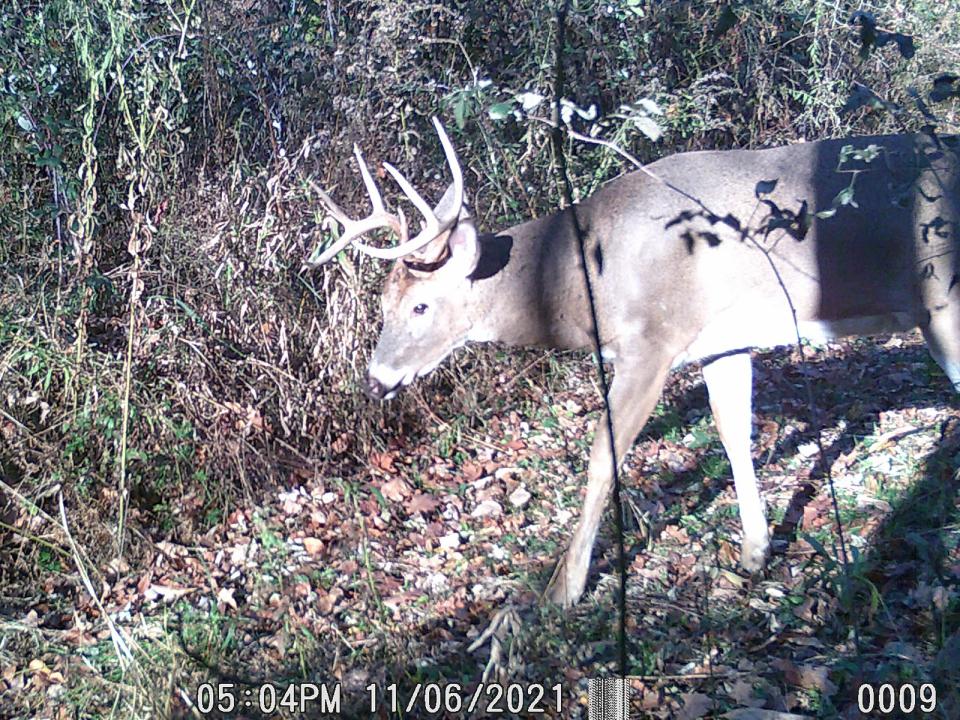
[[1, 1, 959, 718]]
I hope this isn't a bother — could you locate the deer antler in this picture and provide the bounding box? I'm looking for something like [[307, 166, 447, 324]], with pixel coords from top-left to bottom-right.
[[305, 117, 464, 266]]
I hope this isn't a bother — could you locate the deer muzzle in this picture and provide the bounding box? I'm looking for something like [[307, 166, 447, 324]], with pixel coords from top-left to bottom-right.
[[364, 373, 401, 401]]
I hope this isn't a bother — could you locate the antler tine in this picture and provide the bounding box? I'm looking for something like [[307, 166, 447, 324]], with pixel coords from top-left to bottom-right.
[[382, 161, 436, 225], [303, 182, 398, 265], [307, 179, 351, 226], [432, 117, 464, 223], [353, 144, 386, 213], [308, 210, 410, 264], [346, 117, 465, 260], [305, 147, 410, 266], [303, 181, 359, 266], [305, 117, 466, 265]]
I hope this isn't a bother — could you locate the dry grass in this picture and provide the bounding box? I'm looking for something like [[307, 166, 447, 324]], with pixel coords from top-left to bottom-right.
[[1, 1, 959, 717]]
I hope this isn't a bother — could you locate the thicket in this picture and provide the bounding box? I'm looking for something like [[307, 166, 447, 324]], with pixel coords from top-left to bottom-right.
[[0, 0, 957, 715]]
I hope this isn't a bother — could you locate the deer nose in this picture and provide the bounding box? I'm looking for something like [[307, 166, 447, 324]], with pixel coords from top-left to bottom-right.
[[365, 375, 386, 400], [365, 374, 397, 400]]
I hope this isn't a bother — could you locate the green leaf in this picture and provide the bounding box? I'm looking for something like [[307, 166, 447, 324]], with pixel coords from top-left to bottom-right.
[[487, 101, 514, 121], [802, 533, 836, 567], [370, 486, 388, 510], [834, 186, 857, 208], [35, 155, 63, 169]]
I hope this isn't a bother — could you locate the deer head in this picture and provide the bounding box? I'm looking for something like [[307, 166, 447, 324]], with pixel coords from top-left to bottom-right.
[[305, 119, 481, 399]]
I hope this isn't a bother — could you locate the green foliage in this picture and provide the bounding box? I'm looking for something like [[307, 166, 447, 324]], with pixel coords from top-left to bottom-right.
[[0, 2, 958, 716]]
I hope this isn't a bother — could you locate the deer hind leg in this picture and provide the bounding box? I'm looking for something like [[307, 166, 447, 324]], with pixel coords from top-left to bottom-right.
[[702, 351, 770, 572], [544, 359, 671, 608], [921, 301, 960, 393]]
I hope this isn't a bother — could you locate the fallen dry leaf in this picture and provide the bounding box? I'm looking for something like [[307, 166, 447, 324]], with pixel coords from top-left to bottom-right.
[[302, 537, 323, 555], [509, 485, 531, 507], [407, 492, 440, 515], [678, 692, 712, 719], [331, 433, 350, 454], [380, 477, 411, 502], [371, 451, 397, 473], [62, 622, 97, 648], [217, 587, 238, 611], [145, 584, 195, 602], [438, 532, 460, 549], [27, 659, 50, 675], [471, 499, 502, 518], [317, 587, 342, 614], [460, 460, 484, 482], [729, 679, 764, 708]]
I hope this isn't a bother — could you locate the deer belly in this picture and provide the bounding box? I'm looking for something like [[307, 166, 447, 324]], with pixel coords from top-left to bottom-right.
[[677, 307, 917, 365]]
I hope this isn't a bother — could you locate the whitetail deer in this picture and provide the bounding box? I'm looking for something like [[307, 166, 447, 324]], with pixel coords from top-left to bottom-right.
[[308, 120, 960, 608]]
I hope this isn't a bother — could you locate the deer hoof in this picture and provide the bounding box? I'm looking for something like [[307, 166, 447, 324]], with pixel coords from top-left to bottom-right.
[[740, 532, 771, 574], [542, 554, 586, 608]]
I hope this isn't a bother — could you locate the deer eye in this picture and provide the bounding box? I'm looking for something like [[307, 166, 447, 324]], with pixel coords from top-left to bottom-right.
[[413, 303, 428, 316]]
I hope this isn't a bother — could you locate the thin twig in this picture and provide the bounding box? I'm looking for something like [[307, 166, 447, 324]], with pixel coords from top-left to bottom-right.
[[58, 493, 134, 669], [412, 393, 504, 454], [552, 0, 628, 677]]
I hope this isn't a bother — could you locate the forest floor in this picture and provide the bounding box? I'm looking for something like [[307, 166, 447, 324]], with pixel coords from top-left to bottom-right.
[[3, 334, 959, 719]]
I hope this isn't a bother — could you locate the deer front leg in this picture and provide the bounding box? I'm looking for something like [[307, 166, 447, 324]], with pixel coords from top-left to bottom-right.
[[544, 359, 671, 608], [702, 351, 769, 571]]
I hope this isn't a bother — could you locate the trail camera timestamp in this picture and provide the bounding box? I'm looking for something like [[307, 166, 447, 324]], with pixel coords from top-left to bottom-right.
[[194, 682, 340, 715], [367, 681, 564, 715]]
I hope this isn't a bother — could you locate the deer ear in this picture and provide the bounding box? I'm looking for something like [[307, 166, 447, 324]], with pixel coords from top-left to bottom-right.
[[446, 217, 480, 278], [407, 184, 474, 266]]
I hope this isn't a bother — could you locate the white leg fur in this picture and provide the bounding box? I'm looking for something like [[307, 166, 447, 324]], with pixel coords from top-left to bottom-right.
[[544, 360, 671, 607], [702, 352, 770, 571], [921, 322, 960, 393]]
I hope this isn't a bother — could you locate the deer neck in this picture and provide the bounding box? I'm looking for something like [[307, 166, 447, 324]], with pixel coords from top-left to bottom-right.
[[465, 210, 593, 350]]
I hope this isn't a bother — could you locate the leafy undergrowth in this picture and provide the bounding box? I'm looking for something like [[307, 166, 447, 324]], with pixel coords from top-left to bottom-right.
[[3, 335, 960, 719]]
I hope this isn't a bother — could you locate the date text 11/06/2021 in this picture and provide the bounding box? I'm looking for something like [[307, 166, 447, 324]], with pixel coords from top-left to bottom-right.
[[194, 681, 565, 715]]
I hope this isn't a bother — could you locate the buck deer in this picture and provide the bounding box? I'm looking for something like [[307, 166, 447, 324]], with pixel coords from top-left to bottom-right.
[[308, 120, 960, 608]]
